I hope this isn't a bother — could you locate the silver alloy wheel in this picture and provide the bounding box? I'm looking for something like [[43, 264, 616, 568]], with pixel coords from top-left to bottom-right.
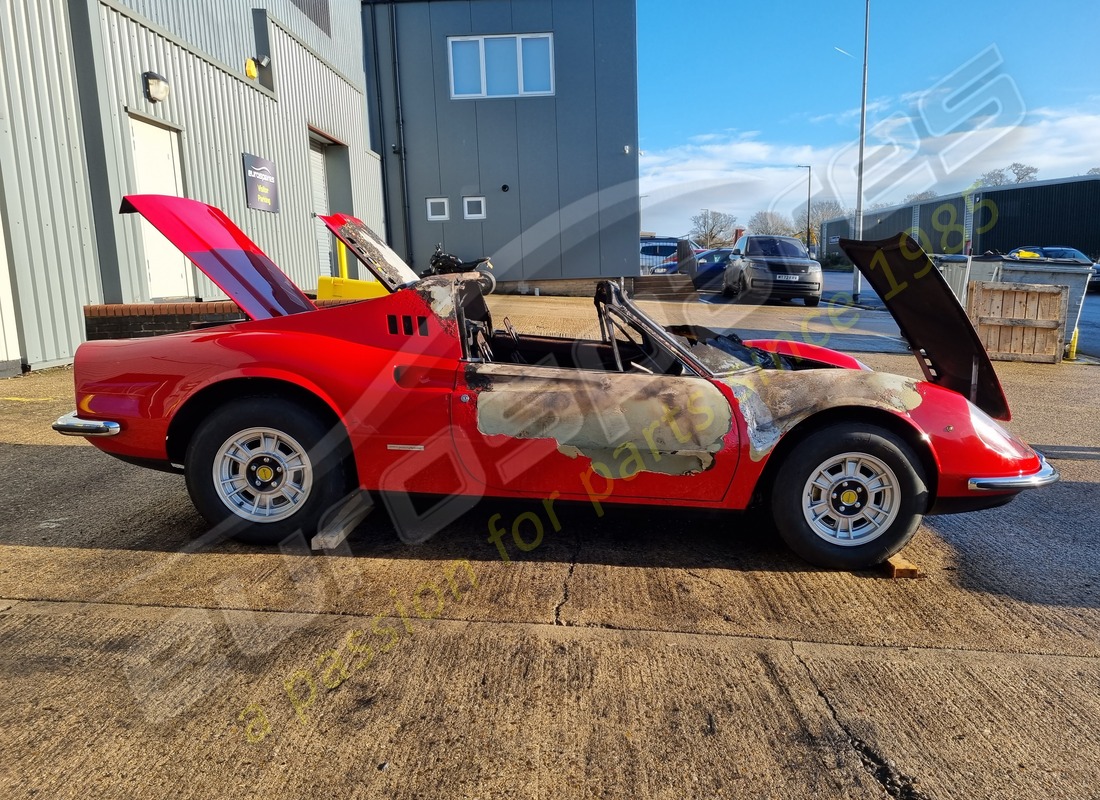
[[800, 450, 900, 546], [212, 426, 314, 522]]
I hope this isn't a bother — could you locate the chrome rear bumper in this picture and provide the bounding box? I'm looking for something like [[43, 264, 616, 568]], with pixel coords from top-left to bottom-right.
[[968, 455, 1060, 491], [53, 411, 120, 437]]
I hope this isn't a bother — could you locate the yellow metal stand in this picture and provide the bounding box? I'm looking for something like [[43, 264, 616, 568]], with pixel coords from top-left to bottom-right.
[[317, 241, 386, 300]]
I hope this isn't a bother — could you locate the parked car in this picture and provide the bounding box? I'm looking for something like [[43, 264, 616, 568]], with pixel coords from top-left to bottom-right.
[[1006, 246, 1092, 264], [1006, 245, 1099, 290], [722, 235, 823, 306], [641, 235, 701, 275], [651, 247, 731, 276], [54, 197, 1058, 570], [683, 247, 734, 291]]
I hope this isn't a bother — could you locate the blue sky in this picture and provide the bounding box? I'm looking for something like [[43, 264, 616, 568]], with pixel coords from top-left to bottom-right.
[[637, 0, 1100, 235]]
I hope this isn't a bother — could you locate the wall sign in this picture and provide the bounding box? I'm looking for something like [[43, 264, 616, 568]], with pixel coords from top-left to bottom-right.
[[243, 153, 279, 213]]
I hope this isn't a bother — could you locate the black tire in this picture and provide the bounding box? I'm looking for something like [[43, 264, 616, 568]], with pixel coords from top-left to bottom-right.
[[734, 273, 753, 304], [804, 295, 821, 307], [476, 268, 497, 295], [770, 423, 928, 569], [721, 273, 735, 297], [185, 397, 350, 545]]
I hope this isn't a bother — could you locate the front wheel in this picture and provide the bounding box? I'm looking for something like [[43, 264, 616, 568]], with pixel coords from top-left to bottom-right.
[[185, 397, 349, 544], [771, 423, 928, 569], [734, 273, 754, 304], [804, 295, 821, 307]]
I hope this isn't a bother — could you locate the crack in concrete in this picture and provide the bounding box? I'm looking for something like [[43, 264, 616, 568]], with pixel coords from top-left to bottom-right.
[[553, 532, 582, 626], [791, 646, 932, 800]]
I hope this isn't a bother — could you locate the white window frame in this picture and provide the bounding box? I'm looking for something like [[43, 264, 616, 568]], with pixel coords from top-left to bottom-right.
[[426, 197, 449, 221], [447, 33, 555, 99], [463, 196, 487, 220]]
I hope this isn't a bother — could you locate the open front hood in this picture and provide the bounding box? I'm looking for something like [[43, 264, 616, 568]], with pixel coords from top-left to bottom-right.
[[841, 235, 1011, 420], [317, 213, 420, 292], [120, 195, 316, 320]]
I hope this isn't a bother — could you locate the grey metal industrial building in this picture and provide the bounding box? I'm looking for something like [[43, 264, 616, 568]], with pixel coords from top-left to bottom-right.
[[0, 0, 385, 377], [363, 0, 640, 280], [820, 175, 1100, 262], [0, 0, 640, 377]]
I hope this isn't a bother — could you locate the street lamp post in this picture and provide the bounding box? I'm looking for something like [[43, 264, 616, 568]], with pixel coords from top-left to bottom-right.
[[797, 165, 812, 251], [853, 0, 870, 303]]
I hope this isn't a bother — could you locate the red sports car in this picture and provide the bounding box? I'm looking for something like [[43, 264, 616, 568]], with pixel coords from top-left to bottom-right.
[[54, 195, 1057, 569]]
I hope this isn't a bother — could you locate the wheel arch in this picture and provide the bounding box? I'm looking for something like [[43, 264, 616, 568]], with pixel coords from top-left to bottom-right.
[[752, 405, 939, 511], [166, 378, 357, 482]]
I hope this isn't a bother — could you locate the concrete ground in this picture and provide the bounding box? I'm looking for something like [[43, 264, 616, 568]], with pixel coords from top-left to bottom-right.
[[1, 295, 1098, 800]]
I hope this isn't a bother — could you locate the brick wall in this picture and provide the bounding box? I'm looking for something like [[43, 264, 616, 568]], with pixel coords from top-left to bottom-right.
[[496, 278, 635, 298], [83, 300, 362, 340]]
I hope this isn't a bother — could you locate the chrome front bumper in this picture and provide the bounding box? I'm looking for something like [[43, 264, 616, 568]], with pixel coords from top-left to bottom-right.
[[52, 411, 120, 437], [968, 454, 1060, 491]]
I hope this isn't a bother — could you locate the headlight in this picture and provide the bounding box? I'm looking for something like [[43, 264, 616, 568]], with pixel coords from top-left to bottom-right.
[[808, 263, 822, 273], [968, 404, 1033, 460]]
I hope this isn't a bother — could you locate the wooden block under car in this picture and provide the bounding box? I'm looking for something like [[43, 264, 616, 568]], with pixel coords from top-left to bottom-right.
[[883, 555, 925, 579]]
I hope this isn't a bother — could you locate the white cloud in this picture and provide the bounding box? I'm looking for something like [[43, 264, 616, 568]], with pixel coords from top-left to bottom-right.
[[640, 107, 1100, 234]]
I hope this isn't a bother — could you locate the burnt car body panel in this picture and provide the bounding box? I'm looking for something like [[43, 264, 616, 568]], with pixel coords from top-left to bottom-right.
[[56, 196, 1057, 564]]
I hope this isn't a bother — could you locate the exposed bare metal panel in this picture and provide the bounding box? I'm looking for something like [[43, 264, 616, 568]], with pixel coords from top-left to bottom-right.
[[724, 369, 924, 461], [472, 365, 733, 476]]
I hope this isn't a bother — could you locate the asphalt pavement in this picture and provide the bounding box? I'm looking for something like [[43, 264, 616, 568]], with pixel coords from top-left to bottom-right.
[[1, 299, 1098, 800]]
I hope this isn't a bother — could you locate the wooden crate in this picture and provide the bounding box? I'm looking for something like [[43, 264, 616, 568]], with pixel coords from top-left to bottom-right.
[[965, 281, 1069, 363]]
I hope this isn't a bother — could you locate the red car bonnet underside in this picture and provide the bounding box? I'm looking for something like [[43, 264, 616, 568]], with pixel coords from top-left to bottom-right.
[[119, 195, 316, 320], [841, 235, 1011, 421]]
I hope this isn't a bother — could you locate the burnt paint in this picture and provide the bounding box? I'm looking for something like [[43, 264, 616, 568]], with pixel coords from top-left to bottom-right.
[[723, 368, 924, 461], [471, 364, 733, 476], [333, 218, 420, 290]]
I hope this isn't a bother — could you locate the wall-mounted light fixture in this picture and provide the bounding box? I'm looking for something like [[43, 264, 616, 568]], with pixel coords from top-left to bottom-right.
[[244, 55, 271, 81], [142, 71, 170, 103]]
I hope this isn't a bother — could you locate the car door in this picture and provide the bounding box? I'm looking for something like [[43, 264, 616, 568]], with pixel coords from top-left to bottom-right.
[[449, 362, 740, 503]]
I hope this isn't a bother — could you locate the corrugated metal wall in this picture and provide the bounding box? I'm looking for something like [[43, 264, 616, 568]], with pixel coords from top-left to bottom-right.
[[96, 2, 383, 300], [916, 196, 967, 255], [0, 0, 383, 368], [975, 180, 1100, 259], [112, 0, 367, 91], [0, 0, 102, 367], [822, 176, 1100, 263]]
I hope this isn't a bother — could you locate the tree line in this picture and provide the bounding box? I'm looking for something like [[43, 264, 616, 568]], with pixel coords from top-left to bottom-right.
[[690, 162, 1100, 246]]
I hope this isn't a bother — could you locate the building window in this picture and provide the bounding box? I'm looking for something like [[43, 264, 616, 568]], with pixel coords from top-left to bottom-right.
[[448, 34, 554, 99], [463, 196, 486, 220], [426, 197, 449, 221]]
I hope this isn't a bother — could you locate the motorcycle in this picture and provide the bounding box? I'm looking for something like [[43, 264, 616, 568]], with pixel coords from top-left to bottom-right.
[[423, 244, 496, 295]]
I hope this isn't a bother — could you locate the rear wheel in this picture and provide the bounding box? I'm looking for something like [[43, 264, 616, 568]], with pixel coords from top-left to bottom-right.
[[476, 268, 497, 295], [185, 397, 349, 544], [771, 423, 928, 569]]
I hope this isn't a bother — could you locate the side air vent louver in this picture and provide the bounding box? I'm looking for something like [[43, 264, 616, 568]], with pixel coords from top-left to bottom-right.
[[387, 315, 429, 337]]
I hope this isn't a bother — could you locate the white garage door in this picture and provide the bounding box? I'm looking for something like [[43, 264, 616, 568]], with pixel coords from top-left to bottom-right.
[[309, 139, 332, 278], [128, 116, 192, 299]]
